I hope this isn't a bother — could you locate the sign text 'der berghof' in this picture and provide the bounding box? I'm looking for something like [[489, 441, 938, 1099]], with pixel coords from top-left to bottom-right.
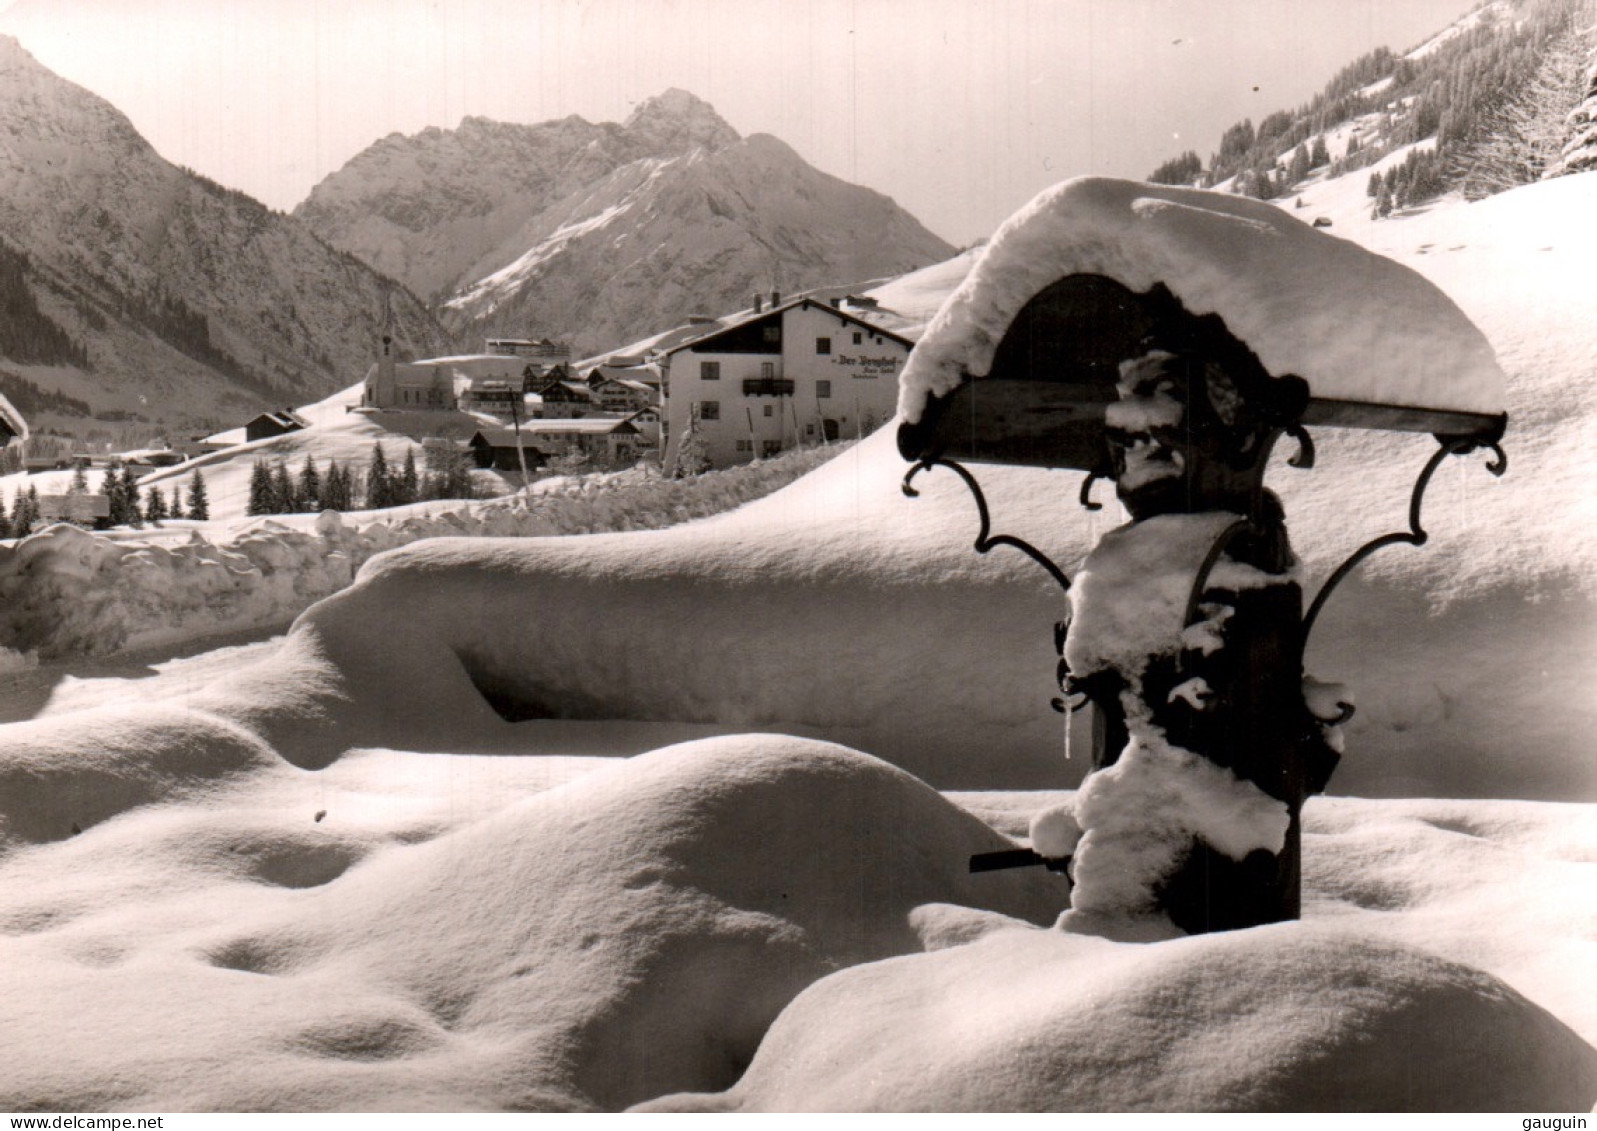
[[831, 353, 902, 378]]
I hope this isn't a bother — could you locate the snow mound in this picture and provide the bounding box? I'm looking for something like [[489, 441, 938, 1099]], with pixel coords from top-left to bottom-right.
[[0, 735, 1061, 1111], [897, 176, 1504, 423], [641, 922, 1597, 1112]]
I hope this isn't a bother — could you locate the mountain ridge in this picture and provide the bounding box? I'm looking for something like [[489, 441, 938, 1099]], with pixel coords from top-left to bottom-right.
[[0, 34, 446, 439], [295, 89, 956, 356]]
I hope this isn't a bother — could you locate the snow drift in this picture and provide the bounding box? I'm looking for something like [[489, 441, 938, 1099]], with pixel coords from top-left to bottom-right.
[[641, 923, 1597, 1113], [897, 176, 1505, 424]]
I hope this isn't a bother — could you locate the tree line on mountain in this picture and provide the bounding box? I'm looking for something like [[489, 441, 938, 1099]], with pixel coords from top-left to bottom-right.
[[0, 242, 91, 369], [245, 442, 479, 516], [0, 370, 92, 419], [1147, 0, 1591, 209]]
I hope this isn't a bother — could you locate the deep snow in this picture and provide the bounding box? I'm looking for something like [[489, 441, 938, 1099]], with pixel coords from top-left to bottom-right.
[[0, 170, 1594, 1111], [897, 176, 1504, 424]]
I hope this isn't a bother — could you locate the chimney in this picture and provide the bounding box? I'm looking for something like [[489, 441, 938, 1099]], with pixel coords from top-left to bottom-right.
[[771, 289, 782, 306], [753, 294, 763, 314], [829, 296, 841, 308]]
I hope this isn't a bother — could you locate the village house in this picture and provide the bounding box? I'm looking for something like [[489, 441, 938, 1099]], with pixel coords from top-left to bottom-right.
[[244, 409, 309, 443], [535, 378, 596, 420], [468, 417, 643, 471], [364, 335, 571, 411], [485, 337, 571, 367], [657, 293, 914, 469]]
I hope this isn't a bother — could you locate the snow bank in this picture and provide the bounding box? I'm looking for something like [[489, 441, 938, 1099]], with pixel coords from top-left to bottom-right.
[[0, 446, 843, 661], [0, 508, 536, 659], [0, 735, 1062, 1110], [897, 176, 1504, 423], [641, 921, 1597, 1112]]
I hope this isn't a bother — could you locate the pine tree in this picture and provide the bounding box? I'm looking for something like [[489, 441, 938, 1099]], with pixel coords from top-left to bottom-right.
[[68, 460, 88, 494], [1287, 142, 1311, 185], [365, 442, 392, 509], [99, 466, 128, 528], [298, 455, 322, 511], [12, 485, 40, 536], [271, 462, 295, 514], [321, 460, 347, 511], [111, 465, 142, 528], [672, 409, 712, 478], [171, 484, 185, 518], [247, 460, 273, 516], [397, 447, 419, 506], [1310, 135, 1331, 168], [187, 467, 210, 520], [144, 485, 168, 524]]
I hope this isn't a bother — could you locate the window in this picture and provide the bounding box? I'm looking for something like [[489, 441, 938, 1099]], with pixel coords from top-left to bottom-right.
[[700, 361, 720, 381], [760, 362, 775, 379], [699, 400, 720, 421], [763, 325, 781, 344], [816, 380, 832, 399], [805, 423, 815, 436], [816, 337, 831, 355], [763, 404, 773, 417], [762, 441, 782, 457], [736, 439, 752, 452]]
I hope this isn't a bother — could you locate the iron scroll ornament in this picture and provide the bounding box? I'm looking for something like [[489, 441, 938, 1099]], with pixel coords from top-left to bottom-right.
[[900, 457, 1075, 596], [1301, 431, 1508, 639]]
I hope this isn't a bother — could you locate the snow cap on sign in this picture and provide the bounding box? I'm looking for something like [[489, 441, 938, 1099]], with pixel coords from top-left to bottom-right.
[[897, 177, 1505, 424]]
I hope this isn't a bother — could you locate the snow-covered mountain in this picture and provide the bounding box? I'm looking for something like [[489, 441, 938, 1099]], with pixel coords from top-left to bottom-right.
[[294, 90, 956, 356], [0, 36, 445, 437]]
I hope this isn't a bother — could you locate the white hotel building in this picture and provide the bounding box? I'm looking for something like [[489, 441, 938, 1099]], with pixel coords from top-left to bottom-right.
[[658, 296, 914, 469]]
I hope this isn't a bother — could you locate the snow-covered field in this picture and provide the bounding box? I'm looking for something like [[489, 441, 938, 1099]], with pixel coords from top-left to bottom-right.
[[1, 170, 1594, 1112]]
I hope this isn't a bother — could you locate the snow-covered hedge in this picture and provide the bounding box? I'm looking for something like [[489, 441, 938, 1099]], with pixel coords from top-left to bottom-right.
[[0, 446, 846, 660]]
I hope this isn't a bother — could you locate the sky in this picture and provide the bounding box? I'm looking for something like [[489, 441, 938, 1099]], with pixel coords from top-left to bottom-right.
[[0, 0, 1485, 246]]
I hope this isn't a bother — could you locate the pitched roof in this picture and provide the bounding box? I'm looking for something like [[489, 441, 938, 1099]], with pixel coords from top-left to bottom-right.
[[0, 391, 26, 442], [658, 298, 914, 358]]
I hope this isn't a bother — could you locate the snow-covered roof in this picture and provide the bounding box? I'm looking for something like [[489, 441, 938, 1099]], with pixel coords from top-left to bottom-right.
[[659, 298, 914, 358], [0, 391, 26, 443], [897, 177, 1505, 427]]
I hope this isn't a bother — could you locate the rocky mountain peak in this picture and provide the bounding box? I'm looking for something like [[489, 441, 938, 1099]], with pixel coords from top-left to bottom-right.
[[623, 88, 739, 154]]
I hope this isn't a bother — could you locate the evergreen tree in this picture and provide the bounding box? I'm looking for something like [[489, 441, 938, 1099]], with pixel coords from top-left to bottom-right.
[[187, 467, 210, 520], [298, 455, 322, 511], [398, 447, 419, 506], [271, 461, 295, 514], [1310, 135, 1331, 168], [99, 466, 128, 528], [365, 442, 392, 509], [109, 465, 141, 528], [144, 485, 168, 524], [671, 409, 712, 478], [68, 460, 88, 494], [171, 484, 185, 518], [1287, 142, 1311, 185], [247, 460, 273, 516], [320, 460, 347, 511], [11, 485, 40, 536]]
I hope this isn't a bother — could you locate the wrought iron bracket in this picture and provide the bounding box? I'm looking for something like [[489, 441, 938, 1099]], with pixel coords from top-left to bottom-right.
[[902, 457, 1074, 596], [1302, 435, 1508, 639], [1079, 467, 1110, 511], [970, 847, 1073, 875]]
